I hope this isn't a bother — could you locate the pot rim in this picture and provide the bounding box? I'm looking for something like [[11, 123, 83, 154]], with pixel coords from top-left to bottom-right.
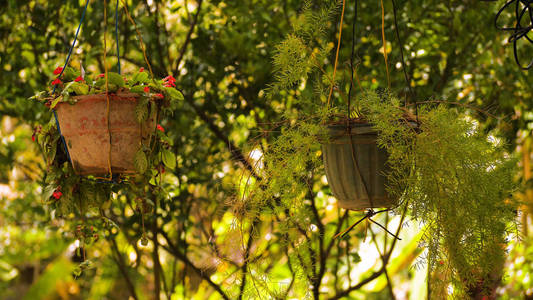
[[56, 92, 162, 107]]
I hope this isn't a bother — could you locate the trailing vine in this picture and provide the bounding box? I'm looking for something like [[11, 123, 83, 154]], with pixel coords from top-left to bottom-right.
[[29, 66, 183, 273]]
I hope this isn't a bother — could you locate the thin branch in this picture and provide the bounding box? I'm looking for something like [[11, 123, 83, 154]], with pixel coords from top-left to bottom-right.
[[330, 267, 386, 300], [184, 94, 261, 180], [151, 206, 161, 300], [110, 239, 139, 300], [173, 0, 203, 73], [332, 204, 409, 299], [159, 230, 230, 300], [370, 226, 396, 300], [238, 224, 256, 300], [142, 0, 166, 72]]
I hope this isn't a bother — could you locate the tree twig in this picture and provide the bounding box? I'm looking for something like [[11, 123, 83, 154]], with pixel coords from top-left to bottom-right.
[[110, 239, 140, 300], [184, 93, 261, 180], [159, 230, 230, 300], [173, 0, 203, 73]]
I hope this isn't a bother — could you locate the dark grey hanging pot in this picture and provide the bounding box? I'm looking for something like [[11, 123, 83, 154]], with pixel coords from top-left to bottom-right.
[[322, 122, 396, 210]]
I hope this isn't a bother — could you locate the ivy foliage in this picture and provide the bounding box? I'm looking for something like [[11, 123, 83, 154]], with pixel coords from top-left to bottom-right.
[[30, 67, 183, 255]]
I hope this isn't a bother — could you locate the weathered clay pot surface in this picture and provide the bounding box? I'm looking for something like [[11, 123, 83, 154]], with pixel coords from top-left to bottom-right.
[[55, 93, 156, 175], [322, 123, 396, 210]]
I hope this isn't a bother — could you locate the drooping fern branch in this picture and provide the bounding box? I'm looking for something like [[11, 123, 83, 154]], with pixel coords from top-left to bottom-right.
[[359, 91, 519, 298]]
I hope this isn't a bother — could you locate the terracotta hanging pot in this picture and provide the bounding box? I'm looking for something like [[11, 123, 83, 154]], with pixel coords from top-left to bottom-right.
[[322, 122, 396, 210], [55, 92, 156, 175]]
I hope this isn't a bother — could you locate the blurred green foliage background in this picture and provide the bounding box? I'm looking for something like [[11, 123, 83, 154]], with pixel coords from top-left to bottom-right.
[[0, 0, 532, 299]]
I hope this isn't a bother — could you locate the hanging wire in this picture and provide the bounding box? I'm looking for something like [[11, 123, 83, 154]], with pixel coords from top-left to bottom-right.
[[326, 0, 347, 109], [49, 0, 129, 184], [391, 0, 415, 105], [115, 0, 121, 74], [347, 0, 357, 118], [491, 0, 533, 70], [120, 0, 156, 81], [334, 208, 401, 240], [390, 0, 419, 123], [52, 0, 91, 94], [104, 0, 114, 180], [345, 0, 373, 209], [380, 0, 391, 89], [334, 0, 404, 242], [51, 0, 91, 167]]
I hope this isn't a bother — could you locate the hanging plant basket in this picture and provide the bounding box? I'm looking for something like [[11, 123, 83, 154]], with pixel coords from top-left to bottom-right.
[[322, 121, 395, 210], [55, 92, 156, 175]]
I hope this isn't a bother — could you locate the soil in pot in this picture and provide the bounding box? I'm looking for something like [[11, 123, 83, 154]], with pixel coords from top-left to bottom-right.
[[322, 121, 396, 210], [55, 92, 156, 175]]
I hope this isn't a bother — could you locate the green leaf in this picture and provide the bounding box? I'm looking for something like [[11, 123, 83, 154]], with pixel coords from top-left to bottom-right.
[[107, 72, 125, 88], [164, 87, 184, 101], [135, 97, 149, 123], [70, 82, 89, 95], [159, 134, 173, 145], [61, 82, 74, 94], [149, 99, 157, 119], [162, 149, 176, 169], [149, 81, 164, 90], [134, 149, 148, 174], [132, 71, 149, 85], [62, 67, 79, 81], [94, 78, 105, 87], [50, 96, 62, 109], [29, 91, 48, 102], [42, 184, 56, 202], [47, 139, 57, 164], [130, 85, 145, 94], [95, 187, 109, 206], [80, 183, 96, 210], [43, 134, 59, 164]]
